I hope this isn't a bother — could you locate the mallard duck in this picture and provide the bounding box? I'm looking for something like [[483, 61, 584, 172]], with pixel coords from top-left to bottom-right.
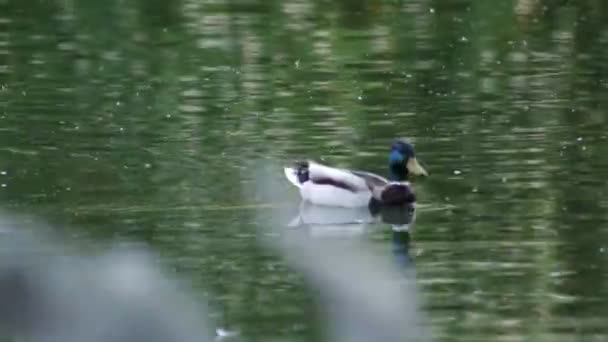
[[284, 139, 427, 208]]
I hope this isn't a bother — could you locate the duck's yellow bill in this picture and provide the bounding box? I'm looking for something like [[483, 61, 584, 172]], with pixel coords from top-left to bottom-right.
[[407, 158, 428, 176]]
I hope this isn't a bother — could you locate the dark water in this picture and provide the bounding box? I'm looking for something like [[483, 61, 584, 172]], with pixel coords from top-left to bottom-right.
[[2, 0, 608, 341]]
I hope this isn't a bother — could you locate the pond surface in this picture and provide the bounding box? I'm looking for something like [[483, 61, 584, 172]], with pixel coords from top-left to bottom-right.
[[1, 0, 608, 341]]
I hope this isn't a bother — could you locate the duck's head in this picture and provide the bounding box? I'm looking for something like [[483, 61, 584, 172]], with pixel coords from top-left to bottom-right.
[[388, 139, 428, 181]]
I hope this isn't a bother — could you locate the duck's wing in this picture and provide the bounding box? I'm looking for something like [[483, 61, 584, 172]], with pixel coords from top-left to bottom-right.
[[351, 170, 389, 187], [351, 171, 390, 201], [308, 162, 369, 192]]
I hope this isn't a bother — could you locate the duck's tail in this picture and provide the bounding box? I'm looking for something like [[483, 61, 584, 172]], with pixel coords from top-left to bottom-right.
[[285, 160, 312, 188], [284, 167, 303, 188]]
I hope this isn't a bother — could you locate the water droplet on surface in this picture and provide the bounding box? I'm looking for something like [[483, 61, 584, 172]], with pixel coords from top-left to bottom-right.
[[0, 171, 6, 175], [144, 163, 151, 169], [453, 170, 462, 175], [577, 137, 583, 141], [472, 187, 478, 193], [1, 184, 6, 188], [429, 7, 435, 13], [357, 95, 363, 101]]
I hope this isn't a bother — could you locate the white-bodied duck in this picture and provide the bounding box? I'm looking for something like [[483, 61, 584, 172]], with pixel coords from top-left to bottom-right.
[[284, 139, 427, 208]]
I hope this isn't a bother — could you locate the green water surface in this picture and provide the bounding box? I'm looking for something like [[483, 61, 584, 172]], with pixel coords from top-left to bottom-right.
[[1, 0, 608, 341]]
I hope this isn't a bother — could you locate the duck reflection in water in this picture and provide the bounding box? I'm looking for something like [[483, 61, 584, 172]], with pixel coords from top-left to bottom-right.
[[288, 199, 417, 267], [369, 201, 416, 268]]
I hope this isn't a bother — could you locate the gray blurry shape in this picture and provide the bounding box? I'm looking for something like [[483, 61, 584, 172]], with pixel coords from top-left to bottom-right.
[[0, 214, 213, 342], [271, 229, 430, 342]]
